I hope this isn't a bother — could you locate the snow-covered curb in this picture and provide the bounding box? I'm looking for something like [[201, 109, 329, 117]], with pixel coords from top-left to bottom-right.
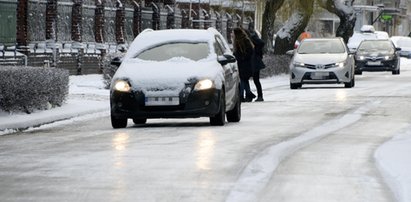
[[374, 126, 411, 202], [0, 99, 109, 135]]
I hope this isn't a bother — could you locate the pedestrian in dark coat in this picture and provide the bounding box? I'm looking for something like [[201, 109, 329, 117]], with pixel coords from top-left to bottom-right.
[[248, 28, 266, 102], [232, 27, 256, 102]]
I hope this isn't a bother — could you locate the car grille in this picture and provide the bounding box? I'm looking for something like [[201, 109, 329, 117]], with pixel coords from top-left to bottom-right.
[[364, 56, 384, 61], [304, 63, 336, 70]]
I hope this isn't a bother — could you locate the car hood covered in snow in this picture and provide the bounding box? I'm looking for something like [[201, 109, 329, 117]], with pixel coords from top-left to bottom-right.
[[112, 58, 224, 97], [293, 53, 348, 65]]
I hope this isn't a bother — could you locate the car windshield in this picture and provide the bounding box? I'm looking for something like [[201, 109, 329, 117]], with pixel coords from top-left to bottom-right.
[[357, 41, 394, 53], [135, 42, 210, 61], [297, 40, 346, 54]]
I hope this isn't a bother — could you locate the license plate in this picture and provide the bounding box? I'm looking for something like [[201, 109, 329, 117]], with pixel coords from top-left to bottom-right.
[[145, 97, 179, 106], [367, 61, 381, 66], [311, 72, 329, 79]]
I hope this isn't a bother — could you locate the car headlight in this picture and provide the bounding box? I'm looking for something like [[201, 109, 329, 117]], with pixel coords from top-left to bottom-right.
[[194, 79, 214, 91], [335, 62, 344, 68], [357, 56, 365, 60], [293, 62, 305, 67], [384, 55, 392, 60], [113, 80, 131, 92]]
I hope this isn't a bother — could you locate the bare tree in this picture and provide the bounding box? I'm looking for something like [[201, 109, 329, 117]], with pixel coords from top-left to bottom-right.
[[273, 0, 315, 54], [318, 0, 356, 43], [260, 0, 286, 53]]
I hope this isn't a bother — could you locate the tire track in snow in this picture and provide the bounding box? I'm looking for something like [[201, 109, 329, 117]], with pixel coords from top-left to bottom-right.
[[225, 100, 381, 202]]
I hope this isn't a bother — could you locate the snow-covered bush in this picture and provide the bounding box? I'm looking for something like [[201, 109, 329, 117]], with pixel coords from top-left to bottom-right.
[[101, 52, 126, 89], [261, 54, 291, 77], [0, 66, 69, 113]]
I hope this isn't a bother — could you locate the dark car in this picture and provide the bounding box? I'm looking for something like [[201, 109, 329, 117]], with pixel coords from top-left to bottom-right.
[[110, 28, 241, 128], [354, 39, 401, 75]]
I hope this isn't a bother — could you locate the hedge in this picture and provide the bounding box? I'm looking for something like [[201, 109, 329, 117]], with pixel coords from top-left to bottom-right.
[[0, 66, 69, 113]]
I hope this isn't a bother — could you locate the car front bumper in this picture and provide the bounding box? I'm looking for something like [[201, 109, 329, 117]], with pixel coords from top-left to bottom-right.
[[290, 66, 352, 84], [110, 89, 222, 119], [355, 59, 399, 72]]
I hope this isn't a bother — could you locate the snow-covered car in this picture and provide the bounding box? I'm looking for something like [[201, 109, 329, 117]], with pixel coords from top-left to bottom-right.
[[109, 28, 241, 128], [347, 25, 380, 51], [354, 39, 401, 75], [390, 36, 411, 58], [289, 37, 355, 89], [347, 32, 378, 51]]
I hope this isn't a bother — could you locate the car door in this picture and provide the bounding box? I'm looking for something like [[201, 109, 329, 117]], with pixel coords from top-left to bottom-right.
[[214, 36, 238, 108]]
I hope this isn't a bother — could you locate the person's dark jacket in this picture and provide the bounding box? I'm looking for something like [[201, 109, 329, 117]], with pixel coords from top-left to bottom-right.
[[249, 32, 266, 70], [234, 44, 254, 80]]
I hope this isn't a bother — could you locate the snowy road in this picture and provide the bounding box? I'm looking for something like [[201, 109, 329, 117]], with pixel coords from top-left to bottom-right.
[[1, 62, 411, 201]]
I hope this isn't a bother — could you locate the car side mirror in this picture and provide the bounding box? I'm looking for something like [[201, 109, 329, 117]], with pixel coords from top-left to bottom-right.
[[218, 54, 236, 66], [111, 57, 122, 67], [286, 50, 295, 55], [396, 47, 402, 51]]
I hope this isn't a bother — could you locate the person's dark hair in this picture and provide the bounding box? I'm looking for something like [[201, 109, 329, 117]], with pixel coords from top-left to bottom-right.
[[233, 27, 254, 54]]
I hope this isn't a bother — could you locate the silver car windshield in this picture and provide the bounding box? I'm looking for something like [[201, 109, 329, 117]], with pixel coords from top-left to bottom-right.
[[135, 42, 210, 61], [357, 41, 394, 53], [297, 40, 346, 54]]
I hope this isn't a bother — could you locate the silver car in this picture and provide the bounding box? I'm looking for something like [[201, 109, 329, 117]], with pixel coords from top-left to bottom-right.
[[289, 38, 355, 89]]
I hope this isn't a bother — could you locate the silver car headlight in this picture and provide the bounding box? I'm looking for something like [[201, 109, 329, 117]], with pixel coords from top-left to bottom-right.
[[334, 62, 345, 68], [194, 79, 214, 91], [384, 55, 393, 60], [113, 80, 131, 92], [293, 62, 305, 67], [356, 55, 365, 61]]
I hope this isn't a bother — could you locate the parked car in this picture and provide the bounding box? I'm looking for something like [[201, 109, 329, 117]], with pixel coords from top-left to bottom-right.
[[110, 28, 241, 128], [354, 39, 401, 75], [289, 37, 355, 89], [390, 36, 411, 58]]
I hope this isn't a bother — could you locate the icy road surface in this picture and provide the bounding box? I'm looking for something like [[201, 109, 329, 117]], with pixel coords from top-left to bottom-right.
[[2, 63, 411, 202]]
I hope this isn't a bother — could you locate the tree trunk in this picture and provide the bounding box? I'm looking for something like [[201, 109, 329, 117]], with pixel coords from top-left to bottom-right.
[[274, 0, 314, 54], [318, 0, 356, 43], [261, 0, 286, 53]]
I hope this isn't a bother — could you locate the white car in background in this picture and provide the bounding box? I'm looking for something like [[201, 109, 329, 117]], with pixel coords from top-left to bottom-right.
[[390, 36, 411, 58], [347, 25, 389, 51], [289, 38, 355, 89]]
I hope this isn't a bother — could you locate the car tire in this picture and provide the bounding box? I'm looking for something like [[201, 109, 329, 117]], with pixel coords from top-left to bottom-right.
[[392, 69, 400, 75], [226, 93, 241, 122], [355, 70, 362, 75], [111, 115, 127, 129], [290, 83, 301, 89], [345, 76, 355, 88], [210, 91, 226, 126], [133, 118, 147, 124]]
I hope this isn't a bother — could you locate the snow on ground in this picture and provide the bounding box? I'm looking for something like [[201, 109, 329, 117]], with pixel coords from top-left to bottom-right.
[[0, 63, 411, 202], [0, 74, 109, 134]]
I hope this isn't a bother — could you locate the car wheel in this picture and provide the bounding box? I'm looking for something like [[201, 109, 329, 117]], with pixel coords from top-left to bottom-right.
[[345, 76, 355, 88], [111, 115, 127, 129], [355, 70, 362, 75], [133, 118, 147, 124], [392, 69, 400, 75], [226, 93, 241, 122], [290, 83, 301, 89], [210, 91, 226, 126]]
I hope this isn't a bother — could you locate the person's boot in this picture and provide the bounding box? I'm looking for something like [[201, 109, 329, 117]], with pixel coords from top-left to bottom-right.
[[255, 97, 264, 102]]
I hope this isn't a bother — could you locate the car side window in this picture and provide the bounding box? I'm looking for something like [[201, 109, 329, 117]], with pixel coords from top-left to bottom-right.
[[214, 41, 224, 56], [215, 36, 229, 54]]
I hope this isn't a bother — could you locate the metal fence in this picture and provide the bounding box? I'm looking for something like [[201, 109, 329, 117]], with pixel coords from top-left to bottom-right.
[[0, 0, 253, 74]]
